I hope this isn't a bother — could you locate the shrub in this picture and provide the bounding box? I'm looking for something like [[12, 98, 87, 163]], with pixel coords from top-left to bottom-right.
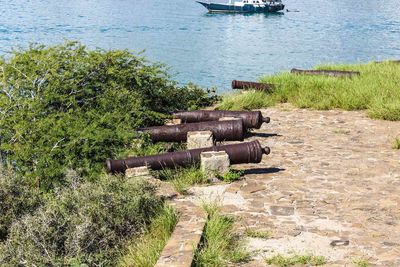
[[0, 42, 217, 189], [0, 175, 163, 266], [0, 167, 43, 241]]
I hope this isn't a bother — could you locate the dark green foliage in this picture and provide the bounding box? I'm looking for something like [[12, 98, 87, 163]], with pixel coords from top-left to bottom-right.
[[0, 167, 43, 241], [117, 135, 186, 159], [0, 174, 163, 266], [0, 42, 217, 189]]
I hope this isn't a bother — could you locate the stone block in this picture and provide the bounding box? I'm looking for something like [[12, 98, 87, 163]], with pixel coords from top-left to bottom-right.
[[165, 118, 182, 125], [155, 201, 206, 267], [187, 131, 214, 150], [125, 166, 150, 178], [200, 151, 230, 178]]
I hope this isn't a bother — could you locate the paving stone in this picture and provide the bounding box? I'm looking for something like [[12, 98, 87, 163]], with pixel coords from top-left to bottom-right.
[[270, 206, 295, 216], [180, 104, 400, 266]]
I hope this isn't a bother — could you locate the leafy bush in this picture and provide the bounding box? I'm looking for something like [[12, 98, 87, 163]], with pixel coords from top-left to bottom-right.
[[0, 167, 42, 241], [0, 42, 217, 189], [0, 174, 163, 266]]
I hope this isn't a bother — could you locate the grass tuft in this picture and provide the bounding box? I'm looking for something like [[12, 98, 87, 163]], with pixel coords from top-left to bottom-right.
[[219, 62, 400, 121], [352, 258, 370, 267], [392, 137, 400, 149], [217, 170, 244, 183], [218, 90, 275, 110], [193, 203, 250, 266], [265, 253, 327, 266], [156, 166, 208, 194], [244, 228, 271, 239], [118, 204, 178, 267]]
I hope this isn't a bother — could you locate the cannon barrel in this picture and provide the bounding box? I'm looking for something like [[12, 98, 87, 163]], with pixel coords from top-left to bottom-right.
[[290, 68, 360, 78], [231, 80, 274, 91], [139, 119, 245, 142], [106, 140, 270, 173], [173, 110, 270, 129]]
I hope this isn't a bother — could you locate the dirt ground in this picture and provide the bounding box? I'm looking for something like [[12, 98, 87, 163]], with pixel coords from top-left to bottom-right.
[[186, 104, 400, 266]]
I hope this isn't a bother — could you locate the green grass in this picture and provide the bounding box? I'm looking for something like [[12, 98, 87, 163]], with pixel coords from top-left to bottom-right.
[[244, 228, 271, 239], [156, 166, 208, 194], [352, 258, 370, 267], [217, 170, 244, 183], [393, 137, 400, 149], [117, 204, 178, 267], [193, 203, 250, 266], [265, 253, 327, 266], [218, 61, 400, 121], [218, 90, 275, 110]]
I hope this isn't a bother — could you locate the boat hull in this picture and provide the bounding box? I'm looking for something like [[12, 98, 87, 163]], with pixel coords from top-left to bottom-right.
[[197, 1, 284, 13]]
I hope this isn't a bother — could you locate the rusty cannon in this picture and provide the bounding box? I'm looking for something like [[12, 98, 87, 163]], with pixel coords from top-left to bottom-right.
[[139, 119, 245, 142], [374, 59, 400, 64], [173, 110, 270, 129], [231, 80, 275, 91], [290, 68, 360, 78], [106, 140, 270, 173]]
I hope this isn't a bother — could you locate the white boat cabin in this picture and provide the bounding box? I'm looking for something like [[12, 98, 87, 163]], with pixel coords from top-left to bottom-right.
[[228, 0, 283, 6]]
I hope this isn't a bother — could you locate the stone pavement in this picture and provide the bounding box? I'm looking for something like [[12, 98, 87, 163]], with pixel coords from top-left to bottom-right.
[[186, 104, 400, 266]]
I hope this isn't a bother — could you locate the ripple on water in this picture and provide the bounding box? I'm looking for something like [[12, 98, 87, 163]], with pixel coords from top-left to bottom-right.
[[0, 0, 399, 90]]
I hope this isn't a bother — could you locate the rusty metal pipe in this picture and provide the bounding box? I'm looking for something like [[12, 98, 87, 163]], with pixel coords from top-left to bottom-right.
[[106, 140, 270, 173], [173, 110, 270, 129], [290, 68, 360, 77], [139, 119, 245, 142], [231, 80, 275, 91], [374, 59, 400, 64]]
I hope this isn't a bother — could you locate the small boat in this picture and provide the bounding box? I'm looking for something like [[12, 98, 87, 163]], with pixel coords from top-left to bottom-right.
[[197, 0, 285, 13]]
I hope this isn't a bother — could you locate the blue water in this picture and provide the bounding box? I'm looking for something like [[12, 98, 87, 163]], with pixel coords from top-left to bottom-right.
[[1, 0, 399, 91]]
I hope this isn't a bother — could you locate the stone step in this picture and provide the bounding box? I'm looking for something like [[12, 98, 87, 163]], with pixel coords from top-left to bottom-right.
[[155, 200, 206, 267]]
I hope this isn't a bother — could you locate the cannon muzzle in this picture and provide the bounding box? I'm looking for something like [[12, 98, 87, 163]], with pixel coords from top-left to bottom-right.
[[139, 119, 245, 142], [106, 140, 270, 173], [173, 110, 270, 129]]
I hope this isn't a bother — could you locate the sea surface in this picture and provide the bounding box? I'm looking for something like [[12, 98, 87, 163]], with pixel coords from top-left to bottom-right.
[[0, 0, 399, 91]]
